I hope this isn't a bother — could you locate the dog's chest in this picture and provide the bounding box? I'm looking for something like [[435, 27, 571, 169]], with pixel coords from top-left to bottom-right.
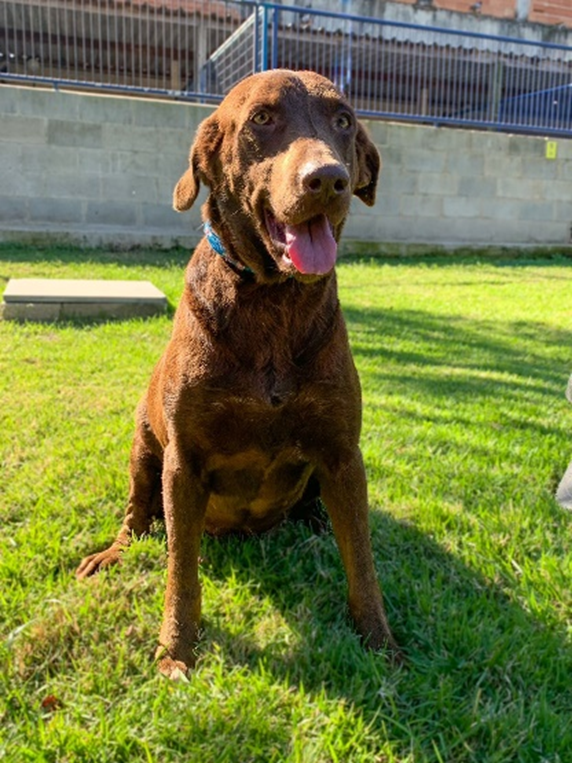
[[193, 381, 320, 452], [260, 365, 296, 407]]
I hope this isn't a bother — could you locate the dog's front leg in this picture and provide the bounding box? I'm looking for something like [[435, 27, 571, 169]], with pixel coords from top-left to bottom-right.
[[155, 441, 207, 678], [319, 448, 399, 656]]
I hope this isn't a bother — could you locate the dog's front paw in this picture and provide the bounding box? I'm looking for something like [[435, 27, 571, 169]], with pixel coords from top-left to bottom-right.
[[155, 645, 195, 680], [366, 627, 403, 664], [76, 545, 123, 579], [351, 600, 402, 662]]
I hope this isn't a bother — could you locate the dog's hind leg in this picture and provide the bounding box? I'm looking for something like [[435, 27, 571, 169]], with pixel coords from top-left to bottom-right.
[[288, 474, 329, 533], [76, 403, 163, 579]]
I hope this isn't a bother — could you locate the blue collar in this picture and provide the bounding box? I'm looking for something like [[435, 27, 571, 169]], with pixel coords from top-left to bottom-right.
[[204, 221, 254, 277]]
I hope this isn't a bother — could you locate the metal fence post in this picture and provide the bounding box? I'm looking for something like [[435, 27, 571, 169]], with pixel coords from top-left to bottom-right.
[[253, 4, 260, 74], [260, 3, 269, 72], [271, 6, 280, 71]]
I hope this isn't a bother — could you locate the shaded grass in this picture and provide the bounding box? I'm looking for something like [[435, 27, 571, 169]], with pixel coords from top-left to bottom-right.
[[1, 244, 571, 762]]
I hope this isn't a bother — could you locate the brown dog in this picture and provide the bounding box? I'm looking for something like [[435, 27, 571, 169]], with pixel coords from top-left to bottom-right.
[[77, 69, 397, 676]]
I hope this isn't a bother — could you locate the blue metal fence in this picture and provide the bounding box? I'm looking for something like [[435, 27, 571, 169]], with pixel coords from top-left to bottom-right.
[[2, 0, 572, 136]]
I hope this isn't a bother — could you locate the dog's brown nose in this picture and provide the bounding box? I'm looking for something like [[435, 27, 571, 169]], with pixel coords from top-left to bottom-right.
[[302, 163, 349, 198]]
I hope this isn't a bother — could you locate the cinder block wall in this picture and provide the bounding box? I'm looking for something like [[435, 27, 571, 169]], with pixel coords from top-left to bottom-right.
[[1, 85, 571, 250], [354, 119, 572, 248], [0, 86, 205, 248]]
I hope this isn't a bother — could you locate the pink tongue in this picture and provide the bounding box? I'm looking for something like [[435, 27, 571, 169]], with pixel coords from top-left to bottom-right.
[[285, 215, 337, 275]]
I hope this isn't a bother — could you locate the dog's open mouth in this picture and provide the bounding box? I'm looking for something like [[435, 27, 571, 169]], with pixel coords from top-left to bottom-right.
[[264, 210, 337, 275]]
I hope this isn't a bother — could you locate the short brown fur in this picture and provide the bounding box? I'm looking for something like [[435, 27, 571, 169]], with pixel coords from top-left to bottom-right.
[[77, 70, 398, 676]]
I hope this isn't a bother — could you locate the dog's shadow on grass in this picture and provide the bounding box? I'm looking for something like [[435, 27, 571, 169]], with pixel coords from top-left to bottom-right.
[[197, 508, 572, 759]]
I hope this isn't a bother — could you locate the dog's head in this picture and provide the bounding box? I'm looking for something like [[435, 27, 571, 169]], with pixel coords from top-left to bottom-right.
[[174, 70, 380, 282]]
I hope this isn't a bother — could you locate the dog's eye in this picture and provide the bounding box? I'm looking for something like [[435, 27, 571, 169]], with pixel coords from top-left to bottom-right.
[[335, 113, 353, 130], [251, 110, 272, 126]]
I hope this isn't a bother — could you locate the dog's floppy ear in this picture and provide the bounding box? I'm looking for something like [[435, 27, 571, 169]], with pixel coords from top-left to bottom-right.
[[353, 123, 381, 207], [173, 114, 222, 212]]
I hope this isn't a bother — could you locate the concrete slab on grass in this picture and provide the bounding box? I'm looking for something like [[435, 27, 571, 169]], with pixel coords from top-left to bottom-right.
[[2, 278, 168, 321]]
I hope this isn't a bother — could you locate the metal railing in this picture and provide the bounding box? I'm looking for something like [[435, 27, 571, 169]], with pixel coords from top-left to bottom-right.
[[2, 0, 572, 136], [0, 0, 252, 100]]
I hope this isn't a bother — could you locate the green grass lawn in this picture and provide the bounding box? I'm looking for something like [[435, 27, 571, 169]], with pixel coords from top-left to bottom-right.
[[1, 244, 571, 762]]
